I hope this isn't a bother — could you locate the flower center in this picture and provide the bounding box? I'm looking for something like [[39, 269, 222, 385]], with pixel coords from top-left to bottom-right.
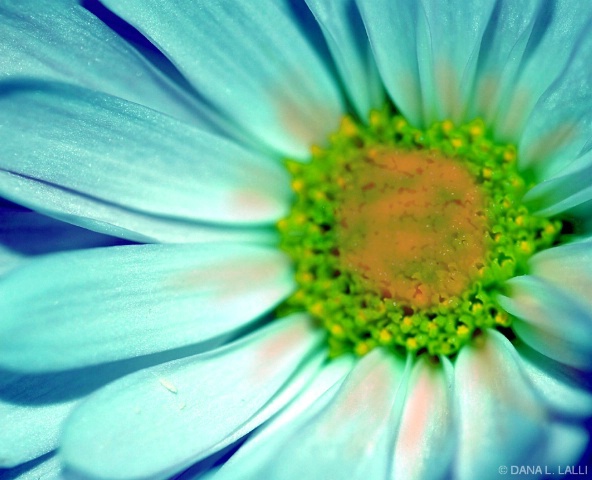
[[336, 148, 488, 309], [277, 106, 562, 359]]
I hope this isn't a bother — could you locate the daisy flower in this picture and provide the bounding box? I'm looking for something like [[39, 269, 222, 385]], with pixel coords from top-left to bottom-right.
[[1, 0, 592, 479]]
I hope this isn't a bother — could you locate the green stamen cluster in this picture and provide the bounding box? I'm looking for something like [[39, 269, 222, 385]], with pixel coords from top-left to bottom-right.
[[277, 106, 562, 358]]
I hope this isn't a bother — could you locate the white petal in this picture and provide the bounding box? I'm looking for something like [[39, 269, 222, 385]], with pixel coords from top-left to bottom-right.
[[99, 0, 345, 158], [214, 355, 355, 480], [304, 0, 385, 117], [61, 315, 323, 480], [454, 330, 550, 480], [498, 275, 592, 369], [0, 81, 290, 226], [392, 357, 455, 480], [0, 243, 294, 372]]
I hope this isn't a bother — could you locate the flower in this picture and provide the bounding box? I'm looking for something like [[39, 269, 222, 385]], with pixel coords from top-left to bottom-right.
[[1, 0, 592, 479]]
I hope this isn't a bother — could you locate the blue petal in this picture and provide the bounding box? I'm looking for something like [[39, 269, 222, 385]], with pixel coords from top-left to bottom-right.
[[520, 25, 592, 179], [0, 452, 62, 480], [529, 237, 592, 311], [414, 0, 497, 125], [524, 150, 592, 217], [0, 0, 221, 130], [494, 1, 592, 145], [356, 0, 424, 126], [454, 330, 551, 479], [468, 0, 541, 127], [392, 357, 455, 480], [498, 275, 592, 369], [99, 0, 345, 158], [516, 343, 592, 419], [213, 356, 355, 480], [0, 332, 238, 467], [0, 393, 74, 468], [0, 81, 291, 226], [304, 0, 385, 118], [61, 315, 323, 480], [230, 349, 408, 480], [0, 243, 294, 372], [0, 174, 278, 245]]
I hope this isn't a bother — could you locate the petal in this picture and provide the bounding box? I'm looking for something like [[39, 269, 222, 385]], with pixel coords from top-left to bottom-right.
[[0, 81, 291, 226], [0, 0, 215, 129], [529, 237, 592, 311], [515, 343, 592, 419], [498, 275, 592, 369], [415, 0, 497, 125], [495, 1, 592, 145], [61, 315, 323, 480], [356, 0, 424, 126], [392, 357, 455, 480], [0, 203, 128, 276], [454, 330, 552, 480], [467, 0, 541, 127], [304, 0, 384, 118], [0, 453, 63, 480], [0, 243, 294, 372], [0, 172, 278, 245], [99, 0, 344, 158], [520, 25, 592, 178], [239, 349, 408, 480], [539, 423, 590, 471], [0, 378, 75, 467], [523, 150, 592, 217], [0, 334, 233, 467], [214, 356, 355, 480]]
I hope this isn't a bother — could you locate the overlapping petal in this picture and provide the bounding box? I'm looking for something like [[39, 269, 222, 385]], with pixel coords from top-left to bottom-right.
[[454, 331, 552, 479], [0, 0, 219, 130], [99, 0, 345, 158], [498, 275, 592, 369], [0, 81, 291, 228], [0, 243, 293, 372], [520, 23, 592, 178], [229, 349, 408, 480], [213, 356, 355, 480], [61, 315, 323, 480], [489, 0, 592, 147], [414, 0, 497, 125], [304, 0, 384, 118], [356, 0, 424, 126], [392, 357, 455, 480]]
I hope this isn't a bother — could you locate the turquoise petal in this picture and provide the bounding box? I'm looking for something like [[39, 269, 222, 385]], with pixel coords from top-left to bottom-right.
[[232, 349, 408, 480], [0, 81, 291, 226], [529, 236, 592, 312], [213, 356, 355, 480], [0, 243, 294, 372], [495, 1, 592, 144], [392, 357, 455, 480], [454, 330, 550, 480], [516, 343, 592, 419], [0, 452, 62, 480], [0, 0, 218, 130], [524, 150, 592, 217], [60, 315, 323, 480], [499, 275, 592, 369], [468, 0, 540, 127], [520, 25, 592, 179], [0, 389, 74, 468], [99, 0, 345, 158], [0, 174, 278, 245], [356, 0, 424, 126], [414, 0, 497, 125], [304, 0, 385, 118]]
